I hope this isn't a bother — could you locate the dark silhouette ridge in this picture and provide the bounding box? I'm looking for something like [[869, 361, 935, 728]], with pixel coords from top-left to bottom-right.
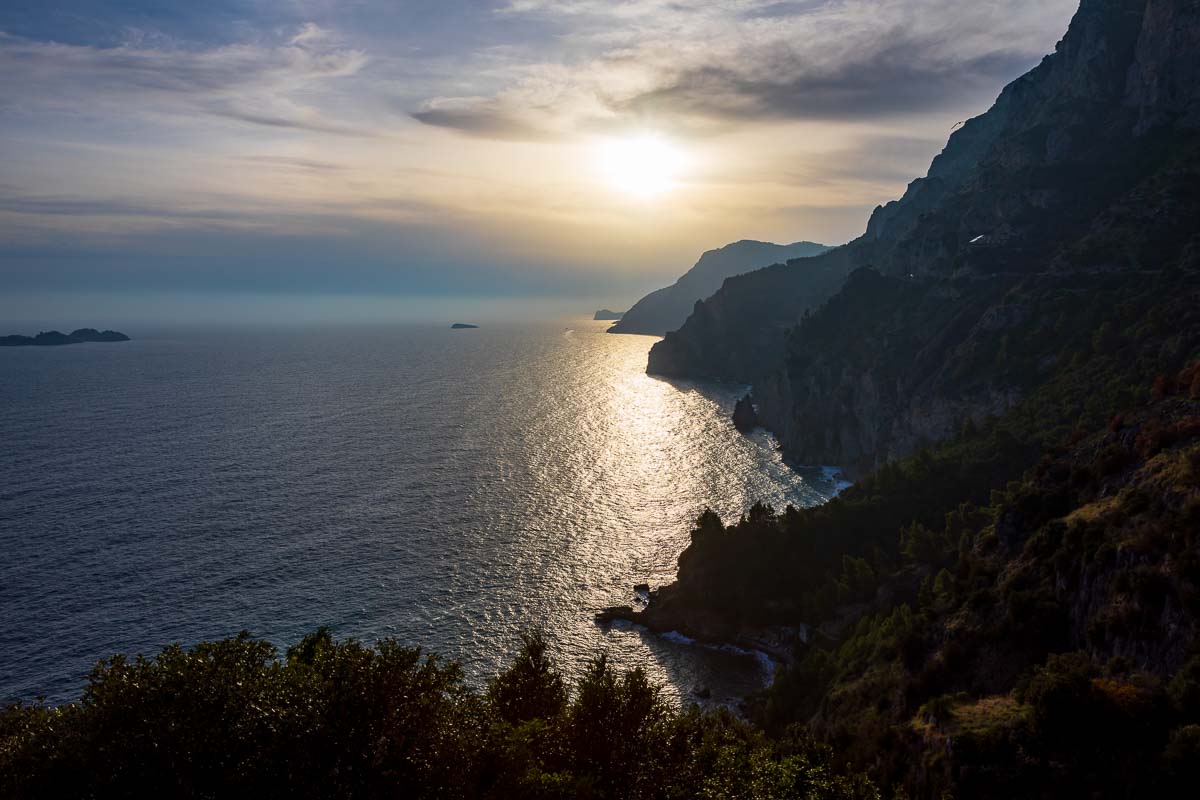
[[608, 240, 830, 337], [450, 323, 480, 329], [593, 309, 625, 321]]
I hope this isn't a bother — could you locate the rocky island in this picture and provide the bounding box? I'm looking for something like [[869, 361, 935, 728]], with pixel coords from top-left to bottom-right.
[[1, 328, 130, 347], [593, 309, 625, 321], [450, 323, 479, 329]]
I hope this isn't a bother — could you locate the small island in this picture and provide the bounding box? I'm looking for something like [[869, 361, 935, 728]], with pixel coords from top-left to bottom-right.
[[1, 328, 130, 347], [450, 323, 479, 329], [593, 309, 625, 321]]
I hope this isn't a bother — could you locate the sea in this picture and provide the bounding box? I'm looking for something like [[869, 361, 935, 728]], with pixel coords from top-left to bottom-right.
[[0, 320, 840, 707]]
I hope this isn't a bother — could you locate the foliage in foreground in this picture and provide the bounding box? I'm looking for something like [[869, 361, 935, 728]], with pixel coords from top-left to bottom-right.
[[0, 631, 877, 800]]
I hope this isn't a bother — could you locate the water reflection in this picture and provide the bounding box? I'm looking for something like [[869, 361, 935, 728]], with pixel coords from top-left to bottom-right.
[[0, 320, 838, 706], [502, 322, 834, 706]]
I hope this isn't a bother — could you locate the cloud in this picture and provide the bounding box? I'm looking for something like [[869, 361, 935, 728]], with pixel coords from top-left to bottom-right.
[[411, 99, 558, 141], [0, 24, 368, 133], [416, 0, 1077, 139], [237, 155, 345, 172], [0, 196, 241, 220], [0, 0, 1083, 305], [621, 45, 1037, 122]]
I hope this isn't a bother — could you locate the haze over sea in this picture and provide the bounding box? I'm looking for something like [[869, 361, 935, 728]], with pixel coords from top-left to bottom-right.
[[0, 320, 839, 706]]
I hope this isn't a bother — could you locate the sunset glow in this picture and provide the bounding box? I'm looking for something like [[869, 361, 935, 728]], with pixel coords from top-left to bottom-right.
[[599, 135, 690, 199], [0, 0, 1080, 321]]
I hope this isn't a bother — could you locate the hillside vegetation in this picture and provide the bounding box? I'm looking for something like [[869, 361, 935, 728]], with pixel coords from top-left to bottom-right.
[[0, 631, 877, 800], [633, 2, 1200, 794]]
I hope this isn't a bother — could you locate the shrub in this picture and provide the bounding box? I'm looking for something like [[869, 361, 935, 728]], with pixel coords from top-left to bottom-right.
[[0, 631, 877, 800]]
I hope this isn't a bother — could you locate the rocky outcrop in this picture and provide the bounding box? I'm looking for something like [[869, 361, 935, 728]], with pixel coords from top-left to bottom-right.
[[732, 394, 758, 433], [610, 240, 829, 338], [593, 309, 625, 321], [597, 599, 808, 669]]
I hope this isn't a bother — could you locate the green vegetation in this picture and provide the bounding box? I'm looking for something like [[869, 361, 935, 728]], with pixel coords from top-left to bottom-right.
[[670, 263, 1200, 625], [669, 363, 1200, 798], [0, 631, 878, 799]]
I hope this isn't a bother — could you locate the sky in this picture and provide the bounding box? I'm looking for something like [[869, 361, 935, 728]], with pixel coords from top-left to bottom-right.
[[0, 0, 1080, 324]]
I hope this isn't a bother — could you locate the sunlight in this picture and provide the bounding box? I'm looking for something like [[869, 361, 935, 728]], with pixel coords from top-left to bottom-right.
[[597, 134, 689, 198]]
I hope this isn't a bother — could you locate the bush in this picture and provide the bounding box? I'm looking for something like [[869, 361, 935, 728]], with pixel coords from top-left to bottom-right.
[[0, 631, 876, 800]]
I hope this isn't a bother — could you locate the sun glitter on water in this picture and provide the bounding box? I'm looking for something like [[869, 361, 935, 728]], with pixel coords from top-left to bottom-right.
[[598, 134, 689, 198]]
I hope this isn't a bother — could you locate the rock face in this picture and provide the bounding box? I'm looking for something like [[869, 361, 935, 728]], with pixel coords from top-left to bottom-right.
[[651, 0, 1200, 473], [0, 328, 130, 346], [1124, 0, 1200, 133], [609, 240, 829, 337], [593, 309, 625, 321], [754, 269, 1031, 476]]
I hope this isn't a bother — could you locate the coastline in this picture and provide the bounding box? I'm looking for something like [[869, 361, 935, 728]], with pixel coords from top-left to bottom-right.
[[592, 456, 849, 701], [596, 584, 810, 689]]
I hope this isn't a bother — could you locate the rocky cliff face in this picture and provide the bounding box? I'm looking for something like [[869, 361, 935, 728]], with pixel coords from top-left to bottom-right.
[[1125, 0, 1200, 133], [609, 240, 828, 338], [653, 0, 1200, 472]]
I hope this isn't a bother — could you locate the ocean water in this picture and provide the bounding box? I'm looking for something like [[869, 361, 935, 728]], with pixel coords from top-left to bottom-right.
[[0, 321, 837, 707]]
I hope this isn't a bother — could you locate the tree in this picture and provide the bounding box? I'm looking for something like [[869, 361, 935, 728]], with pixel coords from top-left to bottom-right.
[[487, 631, 567, 724]]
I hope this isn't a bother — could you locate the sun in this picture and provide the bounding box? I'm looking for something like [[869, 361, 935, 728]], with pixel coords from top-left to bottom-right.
[[598, 135, 688, 198]]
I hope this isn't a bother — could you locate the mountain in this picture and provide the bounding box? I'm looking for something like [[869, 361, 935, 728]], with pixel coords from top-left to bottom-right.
[[651, 0, 1200, 473], [627, 0, 1200, 794], [607, 240, 830, 337]]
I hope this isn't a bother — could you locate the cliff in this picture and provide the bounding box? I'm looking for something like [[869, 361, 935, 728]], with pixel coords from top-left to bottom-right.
[[652, 0, 1200, 473], [608, 240, 829, 338], [636, 3, 1200, 792]]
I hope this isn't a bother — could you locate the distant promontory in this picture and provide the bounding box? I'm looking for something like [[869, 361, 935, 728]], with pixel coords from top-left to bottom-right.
[[0, 328, 130, 347], [608, 240, 830, 336], [593, 309, 625, 321], [450, 323, 479, 329]]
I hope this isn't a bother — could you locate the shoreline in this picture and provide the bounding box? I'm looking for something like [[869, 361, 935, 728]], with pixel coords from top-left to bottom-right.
[[595, 592, 809, 689], [593, 459, 847, 703]]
